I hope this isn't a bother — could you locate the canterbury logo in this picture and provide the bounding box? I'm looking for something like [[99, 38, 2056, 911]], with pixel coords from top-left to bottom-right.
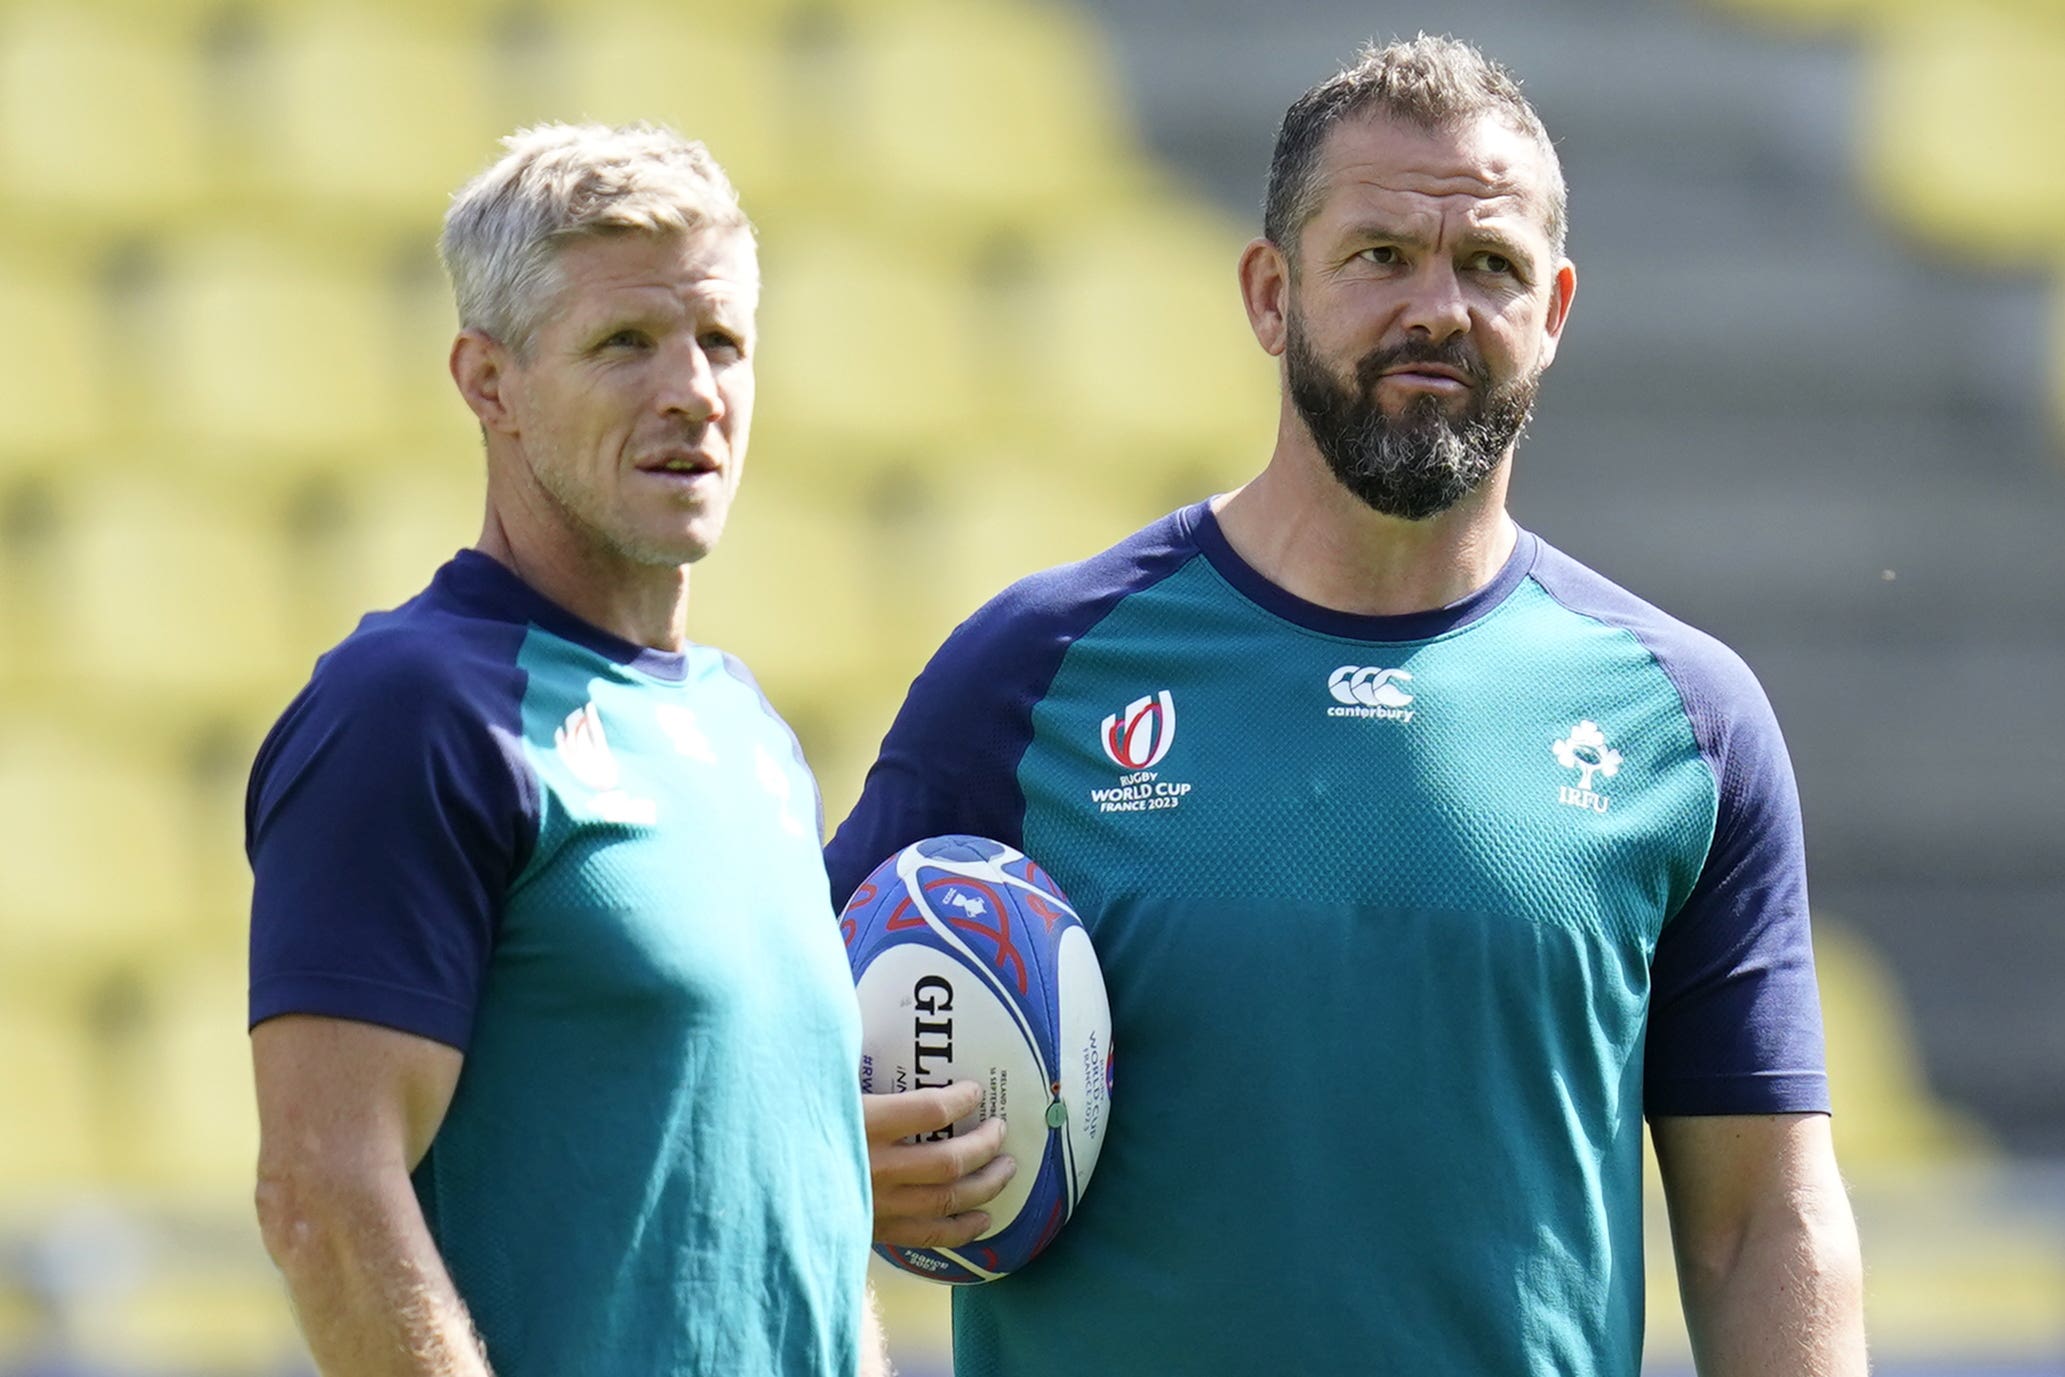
[[1101, 691, 1177, 771], [1328, 666, 1414, 708]]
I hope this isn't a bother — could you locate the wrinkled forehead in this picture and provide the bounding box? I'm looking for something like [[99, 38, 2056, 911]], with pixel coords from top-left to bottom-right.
[[1309, 111, 1557, 246], [550, 225, 760, 313]]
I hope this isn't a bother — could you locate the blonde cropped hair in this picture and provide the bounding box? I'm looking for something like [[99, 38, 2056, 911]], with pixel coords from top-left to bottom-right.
[[440, 121, 753, 356]]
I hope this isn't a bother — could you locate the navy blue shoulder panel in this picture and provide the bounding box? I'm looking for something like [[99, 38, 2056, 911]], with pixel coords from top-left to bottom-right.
[[246, 554, 544, 1050], [1526, 537, 1830, 1117], [824, 505, 1207, 908]]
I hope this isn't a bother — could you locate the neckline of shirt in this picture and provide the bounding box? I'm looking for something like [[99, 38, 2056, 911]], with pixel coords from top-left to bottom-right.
[[438, 549, 695, 683], [1182, 500, 1540, 643]]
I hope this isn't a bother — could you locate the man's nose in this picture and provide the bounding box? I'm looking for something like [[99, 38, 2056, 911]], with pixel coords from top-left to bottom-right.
[[1399, 261, 1471, 342], [657, 340, 724, 422]]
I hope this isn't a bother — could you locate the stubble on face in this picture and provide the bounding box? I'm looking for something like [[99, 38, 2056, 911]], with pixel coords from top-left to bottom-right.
[[1284, 304, 1540, 522], [523, 418, 726, 571], [511, 229, 758, 574]]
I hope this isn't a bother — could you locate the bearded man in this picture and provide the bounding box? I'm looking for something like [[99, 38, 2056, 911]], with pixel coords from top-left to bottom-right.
[[832, 35, 1866, 1377]]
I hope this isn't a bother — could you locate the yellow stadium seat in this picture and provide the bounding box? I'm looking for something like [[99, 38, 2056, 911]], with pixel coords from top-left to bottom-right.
[[33, 473, 305, 707], [541, 4, 795, 206], [1010, 206, 1277, 466], [337, 0, 532, 27], [182, 711, 271, 941], [0, 725, 195, 963], [246, 4, 504, 223], [0, 7, 211, 232], [1864, 9, 2065, 264], [690, 502, 935, 834], [101, 958, 258, 1196], [0, 981, 102, 1194], [1854, 1176, 2065, 1358], [89, 1266, 308, 1377], [0, 1291, 32, 1364], [387, 246, 479, 443], [751, 226, 987, 454], [0, 250, 105, 467], [514, 0, 949, 49], [132, 234, 403, 464], [709, 444, 1159, 694], [522, 0, 935, 24], [280, 460, 484, 668], [1813, 921, 1990, 1169], [840, 0, 1143, 221], [55, 0, 288, 35], [0, 477, 66, 704], [0, 564, 27, 701], [687, 470, 892, 692], [938, 443, 1173, 595]]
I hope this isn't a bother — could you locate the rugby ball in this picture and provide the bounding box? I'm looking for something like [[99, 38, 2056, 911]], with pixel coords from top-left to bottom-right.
[[840, 835, 1113, 1284]]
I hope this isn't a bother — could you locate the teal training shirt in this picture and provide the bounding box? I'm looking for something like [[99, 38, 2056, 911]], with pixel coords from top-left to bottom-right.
[[827, 503, 1829, 1377], [250, 551, 871, 1376]]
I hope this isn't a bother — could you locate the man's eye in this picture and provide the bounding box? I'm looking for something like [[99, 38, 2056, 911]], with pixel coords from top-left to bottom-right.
[[1360, 246, 1402, 265], [1475, 253, 1515, 275], [700, 331, 745, 358], [600, 329, 649, 349]]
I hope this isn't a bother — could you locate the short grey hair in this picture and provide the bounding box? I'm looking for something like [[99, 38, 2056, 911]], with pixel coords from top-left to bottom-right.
[[1263, 35, 1566, 265], [440, 121, 754, 356]]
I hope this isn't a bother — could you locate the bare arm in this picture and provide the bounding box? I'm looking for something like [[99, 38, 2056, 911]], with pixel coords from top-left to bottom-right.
[[252, 1014, 489, 1377], [1652, 1113, 1865, 1377]]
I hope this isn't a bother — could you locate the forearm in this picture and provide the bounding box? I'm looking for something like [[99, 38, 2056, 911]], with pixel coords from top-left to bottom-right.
[[259, 1169, 491, 1377], [1678, 1184, 1865, 1377]]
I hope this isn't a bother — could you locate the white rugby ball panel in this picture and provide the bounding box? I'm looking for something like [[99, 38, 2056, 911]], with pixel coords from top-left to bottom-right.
[[853, 941, 1045, 1237], [1054, 924, 1113, 1199], [841, 834, 1113, 1284]]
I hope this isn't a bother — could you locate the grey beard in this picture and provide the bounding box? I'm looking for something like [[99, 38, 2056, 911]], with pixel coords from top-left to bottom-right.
[[1286, 323, 1539, 522]]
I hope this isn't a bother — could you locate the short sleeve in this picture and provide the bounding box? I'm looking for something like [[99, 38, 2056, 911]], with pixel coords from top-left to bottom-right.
[[1644, 681, 1830, 1118], [246, 636, 536, 1050], [824, 617, 1032, 910], [826, 505, 1205, 916], [825, 508, 1202, 910]]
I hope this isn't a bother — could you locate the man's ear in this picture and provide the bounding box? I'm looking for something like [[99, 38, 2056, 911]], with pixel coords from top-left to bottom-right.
[[1536, 259, 1577, 371], [1238, 237, 1292, 359], [450, 329, 521, 436]]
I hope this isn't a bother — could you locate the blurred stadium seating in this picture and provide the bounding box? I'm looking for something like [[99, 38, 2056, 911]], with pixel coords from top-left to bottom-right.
[[1861, 4, 2065, 267], [0, 1, 2059, 1374]]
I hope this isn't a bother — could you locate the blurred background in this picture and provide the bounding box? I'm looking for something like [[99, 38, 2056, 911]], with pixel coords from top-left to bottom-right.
[[0, 0, 2059, 1373]]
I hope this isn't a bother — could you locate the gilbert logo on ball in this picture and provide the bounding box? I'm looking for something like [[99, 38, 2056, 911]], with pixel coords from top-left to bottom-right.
[[841, 835, 1114, 1284]]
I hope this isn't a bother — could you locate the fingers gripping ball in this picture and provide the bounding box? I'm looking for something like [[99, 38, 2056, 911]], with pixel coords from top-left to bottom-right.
[[842, 836, 1114, 1284]]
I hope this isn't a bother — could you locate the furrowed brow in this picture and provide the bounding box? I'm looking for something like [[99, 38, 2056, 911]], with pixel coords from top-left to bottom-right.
[[1342, 221, 1434, 251], [1466, 230, 1539, 271]]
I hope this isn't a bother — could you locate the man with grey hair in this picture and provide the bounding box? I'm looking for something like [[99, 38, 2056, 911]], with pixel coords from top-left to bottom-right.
[[832, 36, 1866, 1376], [245, 123, 883, 1376]]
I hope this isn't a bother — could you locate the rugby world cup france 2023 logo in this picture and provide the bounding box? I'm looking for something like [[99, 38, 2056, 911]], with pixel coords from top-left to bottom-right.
[[1092, 691, 1191, 815], [1100, 692, 1175, 771]]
